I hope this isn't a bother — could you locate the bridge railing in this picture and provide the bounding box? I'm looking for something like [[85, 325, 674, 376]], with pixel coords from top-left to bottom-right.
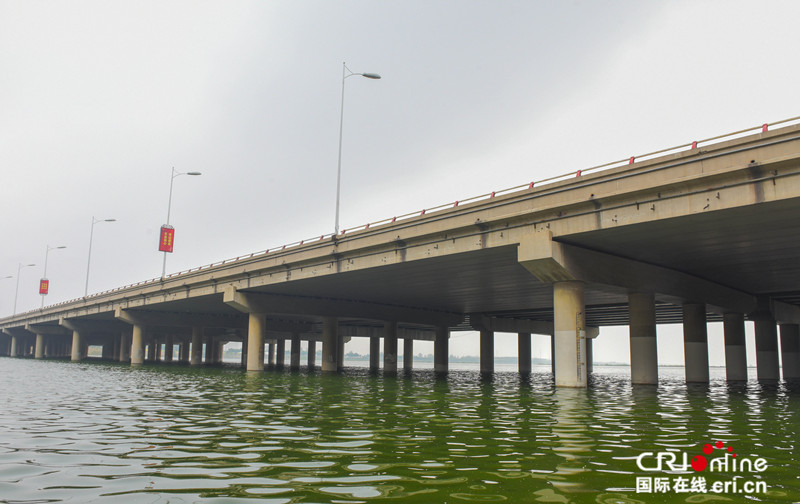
[[32, 115, 800, 313]]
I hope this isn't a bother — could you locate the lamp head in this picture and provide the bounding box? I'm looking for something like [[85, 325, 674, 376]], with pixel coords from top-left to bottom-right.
[[361, 73, 381, 79]]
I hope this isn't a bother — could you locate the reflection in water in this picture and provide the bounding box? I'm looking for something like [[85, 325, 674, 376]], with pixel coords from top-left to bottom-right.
[[0, 359, 798, 503]]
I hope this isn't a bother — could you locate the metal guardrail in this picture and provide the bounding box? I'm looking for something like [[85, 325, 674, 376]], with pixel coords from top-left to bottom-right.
[[29, 115, 800, 313]]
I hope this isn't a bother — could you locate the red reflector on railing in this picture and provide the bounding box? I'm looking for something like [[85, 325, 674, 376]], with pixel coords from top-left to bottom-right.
[[762, 123, 769, 132], [453, 201, 459, 207], [629, 156, 635, 164], [421, 209, 426, 215], [691, 141, 697, 149], [576, 170, 581, 177], [529, 182, 534, 188], [490, 191, 495, 198], [392, 217, 396, 222]]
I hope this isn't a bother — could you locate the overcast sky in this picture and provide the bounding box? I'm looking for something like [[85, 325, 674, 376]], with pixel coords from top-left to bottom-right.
[[2, 1, 798, 365]]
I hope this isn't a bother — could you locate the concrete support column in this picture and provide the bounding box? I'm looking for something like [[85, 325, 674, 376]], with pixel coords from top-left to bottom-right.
[[102, 341, 113, 360], [190, 327, 203, 366], [403, 338, 413, 372], [216, 341, 225, 363], [369, 336, 380, 372], [322, 317, 338, 372], [179, 340, 189, 363], [723, 313, 747, 381], [164, 336, 174, 363], [35, 334, 45, 359], [434, 326, 449, 373], [337, 335, 345, 371], [204, 336, 214, 364], [276, 339, 286, 368], [518, 332, 531, 374], [683, 303, 710, 383], [480, 330, 494, 374], [71, 330, 83, 362], [267, 342, 275, 366], [754, 316, 780, 380], [550, 336, 556, 376], [383, 321, 398, 374], [629, 292, 658, 385], [307, 340, 316, 370], [780, 324, 800, 380], [586, 337, 593, 374], [119, 333, 130, 362], [290, 333, 301, 370], [9, 336, 18, 357], [553, 281, 587, 387], [245, 313, 265, 371], [147, 338, 157, 362], [131, 325, 145, 365]]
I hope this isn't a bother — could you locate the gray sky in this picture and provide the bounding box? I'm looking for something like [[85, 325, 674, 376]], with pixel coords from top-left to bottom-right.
[[1, 1, 798, 365]]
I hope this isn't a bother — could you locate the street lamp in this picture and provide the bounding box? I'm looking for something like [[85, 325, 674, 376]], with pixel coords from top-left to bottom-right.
[[13, 263, 36, 315], [335, 62, 381, 236], [85, 217, 116, 297], [161, 167, 201, 279], [41, 244, 67, 308]]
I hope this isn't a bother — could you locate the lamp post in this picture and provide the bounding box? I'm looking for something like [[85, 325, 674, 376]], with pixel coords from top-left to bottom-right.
[[161, 167, 201, 279], [41, 245, 66, 308], [13, 263, 36, 315], [85, 217, 116, 297], [335, 62, 381, 236]]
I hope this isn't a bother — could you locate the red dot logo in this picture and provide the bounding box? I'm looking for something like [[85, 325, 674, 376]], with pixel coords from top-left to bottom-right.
[[691, 455, 708, 472], [702, 444, 713, 455]]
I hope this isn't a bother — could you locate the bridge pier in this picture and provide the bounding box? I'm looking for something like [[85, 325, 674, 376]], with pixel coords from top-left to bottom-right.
[[629, 292, 658, 385], [683, 303, 709, 383], [191, 327, 203, 366], [35, 334, 45, 359], [403, 338, 413, 372], [276, 339, 285, 369], [553, 281, 587, 388], [164, 335, 174, 362], [780, 324, 800, 380], [179, 338, 189, 363], [71, 330, 84, 362], [267, 342, 275, 366], [290, 333, 301, 370], [131, 324, 145, 365], [119, 332, 130, 362], [307, 340, 316, 370], [480, 330, 494, 374], [435, 326, 449, 373], [369, 336, 380, 372], [147, 338, 157, 362], [518, 332, 531, 374], [723, 313, 747, 380], [754, 315, 780, 380], [321, 317, 338, 372], [383, 322, 398, 374], [204, 336, 214, 364], [337, 334, 345, 371]]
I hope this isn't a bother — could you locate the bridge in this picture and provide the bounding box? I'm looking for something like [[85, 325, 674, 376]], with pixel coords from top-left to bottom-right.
[[3, 119, 800, 387]]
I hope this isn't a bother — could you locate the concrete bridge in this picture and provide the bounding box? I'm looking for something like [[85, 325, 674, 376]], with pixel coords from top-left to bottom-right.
[[3, 121, 800, 387]]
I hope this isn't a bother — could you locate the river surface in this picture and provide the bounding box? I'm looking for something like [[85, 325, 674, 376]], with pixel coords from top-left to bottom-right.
[[0, 357, 798, 503]]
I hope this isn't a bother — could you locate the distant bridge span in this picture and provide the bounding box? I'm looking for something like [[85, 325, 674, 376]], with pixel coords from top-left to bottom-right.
[[4, 121, 800, 387]]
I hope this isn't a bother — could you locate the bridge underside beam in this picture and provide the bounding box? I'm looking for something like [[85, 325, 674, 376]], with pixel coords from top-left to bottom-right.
[[518, 231, 757, 316], [223, 286, 463, 328]]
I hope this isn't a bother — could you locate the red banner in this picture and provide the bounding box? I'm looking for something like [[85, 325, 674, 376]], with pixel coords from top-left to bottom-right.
[[39, 279, 49, 295], [159, 225, 175, 253]]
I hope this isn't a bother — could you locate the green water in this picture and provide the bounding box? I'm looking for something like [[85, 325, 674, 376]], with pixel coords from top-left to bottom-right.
[[0, 358, 797, 503]]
